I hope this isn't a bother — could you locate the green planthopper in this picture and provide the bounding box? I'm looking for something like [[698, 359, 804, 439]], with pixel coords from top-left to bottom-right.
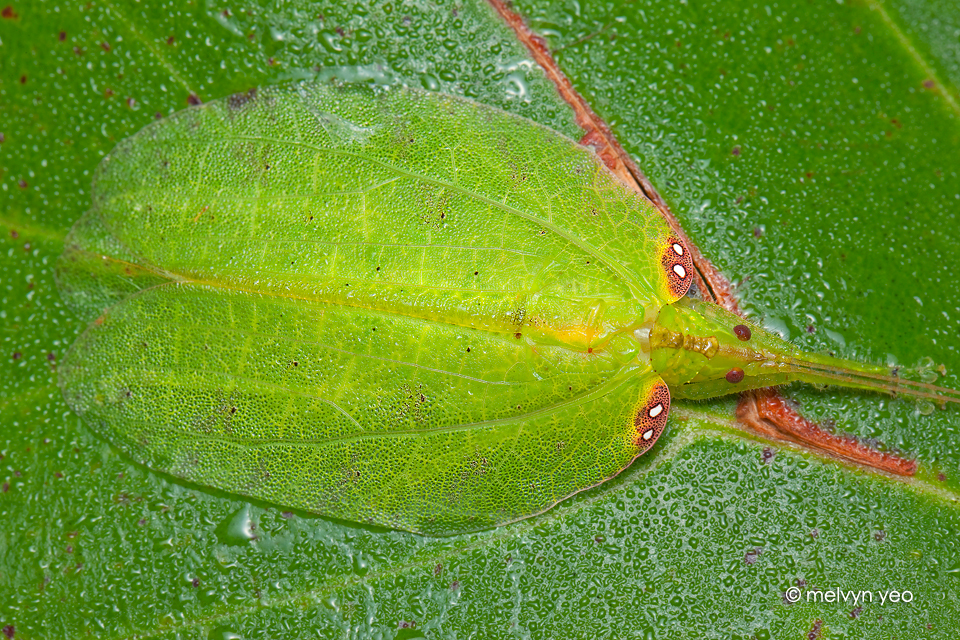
[[55, 82, 960, 535]]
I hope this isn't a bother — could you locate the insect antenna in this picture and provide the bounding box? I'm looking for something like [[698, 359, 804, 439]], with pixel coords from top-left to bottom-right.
[[789, 358, 960, 407]]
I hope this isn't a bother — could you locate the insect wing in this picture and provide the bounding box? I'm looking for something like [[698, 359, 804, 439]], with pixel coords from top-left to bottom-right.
[[58, 83, 677, 534], [61, 283, 671, 534]]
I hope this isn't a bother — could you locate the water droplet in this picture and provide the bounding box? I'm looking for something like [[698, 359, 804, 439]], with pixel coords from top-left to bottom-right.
[[215, 506, 257, 546], [208, 627, 244, 640]]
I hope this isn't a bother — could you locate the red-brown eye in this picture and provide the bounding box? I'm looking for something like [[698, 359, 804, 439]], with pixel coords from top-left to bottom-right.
[[726, 368, 745, 383]]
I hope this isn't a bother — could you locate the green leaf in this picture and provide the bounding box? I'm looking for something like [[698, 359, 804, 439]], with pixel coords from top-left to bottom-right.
[[2, 1, 959, 639]]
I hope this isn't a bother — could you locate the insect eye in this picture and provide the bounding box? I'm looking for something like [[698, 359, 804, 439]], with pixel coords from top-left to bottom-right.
[[725, 368, 745, 384]]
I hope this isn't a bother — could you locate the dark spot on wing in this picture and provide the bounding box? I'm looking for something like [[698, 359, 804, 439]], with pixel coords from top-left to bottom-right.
[[659, 236, 693, 299], [228, 87, 257, 110], [634, 380, 670, 450]]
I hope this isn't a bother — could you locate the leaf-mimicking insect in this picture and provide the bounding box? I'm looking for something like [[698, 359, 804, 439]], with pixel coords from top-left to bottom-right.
[[56, 82, 960, 535]]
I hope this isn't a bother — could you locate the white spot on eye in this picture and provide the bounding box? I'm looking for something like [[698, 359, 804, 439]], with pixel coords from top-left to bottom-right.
[[648, 403, 663, 418], [642, 428, 655, 441], [672, 243, 684, 256], [672, 264, 686, 279]]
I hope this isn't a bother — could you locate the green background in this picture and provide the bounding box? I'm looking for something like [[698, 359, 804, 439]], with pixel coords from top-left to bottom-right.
[[2, 0, 958, 637]]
